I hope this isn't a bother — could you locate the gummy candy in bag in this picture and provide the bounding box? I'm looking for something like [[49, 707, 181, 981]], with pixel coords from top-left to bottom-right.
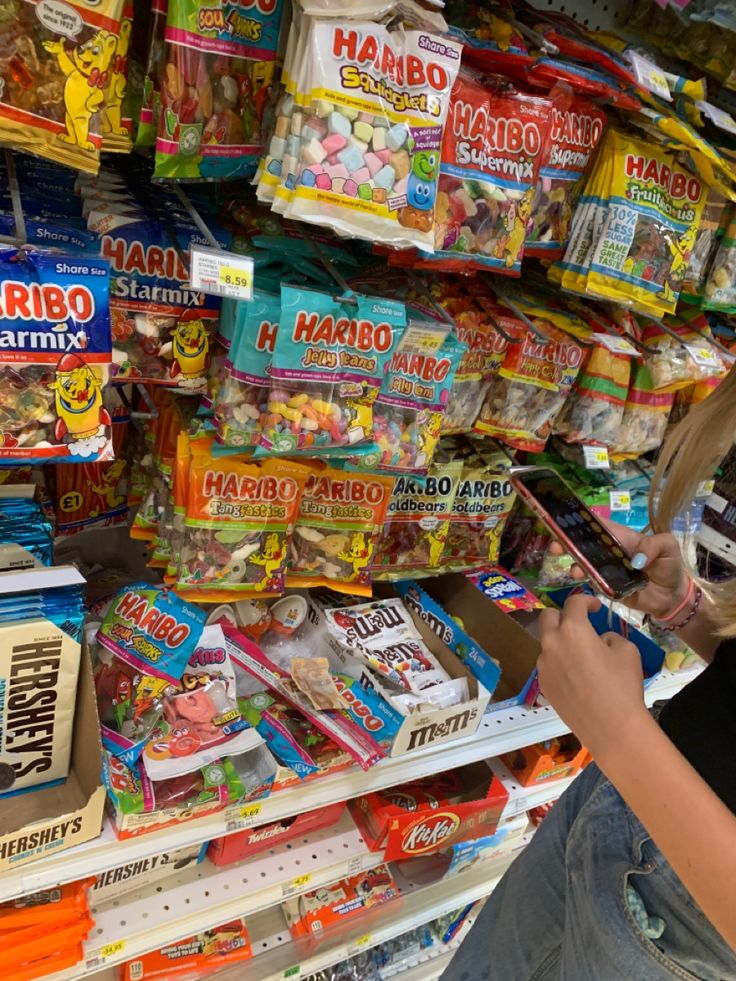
[[474, 315, 585, 453], [611, 361, 675, 460], [283, 21, 462, 250], [154, 0, 284, 180], [136, 0, 169, 147], [428, 73, 555, 273], [526, 98, 606, 259], [176, 445, 310, 601], [215, 292, 279, 449], [0, 0, 125, 173], [554, 340, 633, 446], [257, 286, 404, 457], [94, 584, 207, 766], [286, 466, 394, 595], [641, 316, 727, 391], [0, 248, 113, 464]]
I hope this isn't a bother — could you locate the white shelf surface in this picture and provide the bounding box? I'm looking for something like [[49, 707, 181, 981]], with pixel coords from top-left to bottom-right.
[[1, 663, 700, 905], [203, 847, 520, 981]]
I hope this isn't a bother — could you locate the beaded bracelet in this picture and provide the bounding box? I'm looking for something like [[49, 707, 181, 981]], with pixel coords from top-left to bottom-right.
[[644, 584, 702, 633]]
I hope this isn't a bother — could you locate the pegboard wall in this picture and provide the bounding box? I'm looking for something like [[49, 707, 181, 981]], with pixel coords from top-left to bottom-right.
[[530, 0, 631, 32]]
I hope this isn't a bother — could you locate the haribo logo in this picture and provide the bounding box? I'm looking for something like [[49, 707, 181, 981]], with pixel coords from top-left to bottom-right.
[[400, 812, 461, 854], [309, 475, 388, 506], [625, 156, 702, 202], [332, 27, 451, 92], [452, 101, 542, 157], [202, 469, 300, 503], [551, 108, 604, 150], [0, 280, 95, 324], [293, 311, 393, 353], [256, 319, 277, 352], [520, 332, 583, 371], [114, 591, 192, 649], [102, 237, 189, 281], [391, 350, 451, 383]]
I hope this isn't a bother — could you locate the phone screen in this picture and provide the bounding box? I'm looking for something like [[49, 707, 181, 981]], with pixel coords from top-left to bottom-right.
[[514, 469, 646, 597]]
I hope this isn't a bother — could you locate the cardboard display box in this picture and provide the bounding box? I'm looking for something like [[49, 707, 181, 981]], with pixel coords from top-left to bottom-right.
[[313, 590, 491, 756], [92, 843, 206, 904], [0, 642, 105, 873], [501, 733, 592, 787], [349, 761, 509, 861]]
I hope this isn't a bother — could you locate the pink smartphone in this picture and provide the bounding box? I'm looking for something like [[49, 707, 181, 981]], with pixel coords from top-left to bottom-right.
[[511, 466, 647, 600]]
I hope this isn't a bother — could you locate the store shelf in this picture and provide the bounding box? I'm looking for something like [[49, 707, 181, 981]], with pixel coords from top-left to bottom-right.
[[1, 662, 700, 905], [393, 950, 456, 981], [490, 757, 576, 821], [204, 844, 526, 981]]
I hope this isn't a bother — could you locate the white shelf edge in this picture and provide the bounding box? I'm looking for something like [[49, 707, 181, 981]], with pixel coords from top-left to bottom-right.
[[2, 663, 701, 906]]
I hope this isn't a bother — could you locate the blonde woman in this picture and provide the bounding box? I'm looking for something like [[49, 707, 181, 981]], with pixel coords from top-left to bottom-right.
[[441, 376, 736, 980]]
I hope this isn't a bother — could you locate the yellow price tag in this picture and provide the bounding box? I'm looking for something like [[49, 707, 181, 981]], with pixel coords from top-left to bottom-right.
[[219, 265, 252, 290], [698, 480, 715, 497], [240, 802, 263, 821], [584, 445, 610, 469], [291, 873, 312, 889], [354, 934, 372, 949], [100, 940, 126, 960], [609, 491, 631, 512]]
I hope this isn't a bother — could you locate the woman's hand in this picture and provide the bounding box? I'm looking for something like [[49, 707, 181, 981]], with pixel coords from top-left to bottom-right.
[[538, 593, 649, 751], [552, 519, 690, 620]]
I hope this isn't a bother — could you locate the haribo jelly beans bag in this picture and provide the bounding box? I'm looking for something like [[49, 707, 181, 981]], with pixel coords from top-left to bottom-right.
[[284, 21, 462, 250], [429, 73, 555, 273], [0, 0, 125, 173], [258, 286, 404, 457]]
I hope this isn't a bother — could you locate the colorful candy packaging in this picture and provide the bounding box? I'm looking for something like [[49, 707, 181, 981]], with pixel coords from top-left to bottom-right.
[[429, 73, 555, 273], [526, 98, 606, 258], [373, 459, 463, 579], [286, 466, 394, 595], [350, 323, 465, 474], [0, 0, 126, 173], [681, 191, 730, 301], [141, 624, 262, 780], [641, 315, 728, 391], [283, 21, 462, 250], [120, 918, 253, 981], [558, 130, 708, 317], [554, 339, 634, 446], [136, 0, 169, 146], [215, 291, 279, 449], [611, 362, 675, 459], [474, 313, 585, 453], [100, 1, 133, 152], [442, 444, 516, 571], [93, 584, 207, 765], [0, 248, 113, 463], [258, 286, 404, 456], [154, 0, 284, 180], [49, 402, 129, 535], [176, 446, 310, 601], [702, 209, 736, 312]]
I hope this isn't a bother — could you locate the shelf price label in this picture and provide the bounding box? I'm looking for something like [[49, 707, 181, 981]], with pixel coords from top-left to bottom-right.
[[283, 966, 301, 979], [628, 52, 671, 100], [98, 940, 126, 960], [283, 872, 313, 897], [609, 490, 631, 512], [595, 333, 640, 357], [240, 802, 263, 822], [583, 445, 610, 469], [685, 343, 718, 368], [348, 934, 373, 955], [190, 245, 254, 300], [696, 100, 736, 135]]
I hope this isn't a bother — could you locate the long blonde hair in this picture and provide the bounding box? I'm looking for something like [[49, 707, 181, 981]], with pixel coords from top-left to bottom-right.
[[651, 366, 736, 632]]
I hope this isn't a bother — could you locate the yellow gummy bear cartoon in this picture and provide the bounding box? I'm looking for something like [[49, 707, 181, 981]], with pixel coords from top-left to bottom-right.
[[103, 20, 132, 137], [89, 458, 126, 517], [427, 524, 448, 567], [171, 316, 210, 381], [250, 533, 286, 591], [50, 355, 110, 441], [504, 190, 535, 268], [43, 31, 118, 151], [337, 532, 372, 580]]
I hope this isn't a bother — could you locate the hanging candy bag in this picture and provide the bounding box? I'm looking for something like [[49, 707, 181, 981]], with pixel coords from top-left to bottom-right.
[[283, 20, 462, 250], [136, 0, 169, 146], [257, 286, 403, 457], [176, 446, 310, 601], [349, 324, 466, 474], [372, 458, 463, 579], [526, 97, 606, 259], [286, 466, 394, 595], [101, 1, 133, 152], [0, 0, 126, 173], [642, 316, 728, 391], [154, 0, 284, 180], [611, 361, 675, 459], [429, 73, 556, 273], [94, 584, 207, 765], [553, 339, 633, 446], [0, 248, 113, 464], [215, 291, 279, 449]]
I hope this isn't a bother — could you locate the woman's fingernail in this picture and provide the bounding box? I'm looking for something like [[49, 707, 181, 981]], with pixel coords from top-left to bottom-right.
[[631, 552, 648, 570]]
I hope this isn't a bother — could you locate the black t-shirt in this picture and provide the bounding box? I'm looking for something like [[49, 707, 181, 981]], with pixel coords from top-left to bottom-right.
[[659, 639, 736, 814]]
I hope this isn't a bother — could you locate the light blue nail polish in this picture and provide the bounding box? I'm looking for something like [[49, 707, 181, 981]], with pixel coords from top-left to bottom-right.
[[631, 552, 648, 570]]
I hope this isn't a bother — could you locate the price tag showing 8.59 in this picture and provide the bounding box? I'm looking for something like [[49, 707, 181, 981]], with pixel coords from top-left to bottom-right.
[[190, 245, 254, 300]]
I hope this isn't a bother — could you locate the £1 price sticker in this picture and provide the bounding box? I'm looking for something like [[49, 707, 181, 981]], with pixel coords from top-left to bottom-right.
[[583, 445, 610, 469], [609, 490, 631, 512], [189, 245, 254, 300], [100, 940, 126, 960]]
